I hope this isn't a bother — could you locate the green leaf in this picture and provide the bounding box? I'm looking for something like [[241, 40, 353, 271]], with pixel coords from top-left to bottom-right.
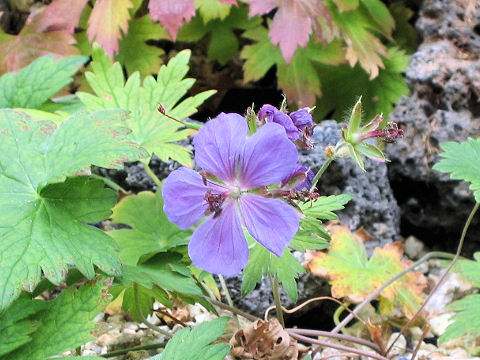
[[179, 6, 261, 65], [0, 293, 46, 357], [78, 45, 215, 166], [439, 294, 480, 343], [241, 25, 345, 106], [390, 2, 418, 54], [0, 55, 86, 109], [315, 47, 409, 120], [0, 109, 147, 310], [195, 0, 232, 23], [116, 15, 169, 77], [5, 278, 110, 360], [433, 138, 480, 202], [109, 191, 190, 265], [299, 194, 353, 219], [453, 256, 480, 288], [308, 226, 425, 318], [242, 241, 305, 301], [151, 317, 230, 360]]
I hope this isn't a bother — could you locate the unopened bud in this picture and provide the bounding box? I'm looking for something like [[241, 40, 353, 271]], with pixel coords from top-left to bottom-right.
[[325, 145, 335, 158]]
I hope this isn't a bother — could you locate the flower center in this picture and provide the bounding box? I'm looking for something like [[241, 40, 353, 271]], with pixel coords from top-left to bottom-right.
[[204, 189, 225, 218]]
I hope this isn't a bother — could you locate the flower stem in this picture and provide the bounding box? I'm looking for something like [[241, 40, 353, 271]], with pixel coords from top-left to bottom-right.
[[269, 274, 285, 327], [101, 342, 166, 358], [310, 157, 334, 191], [133, 283, 172, 338], [385, 202, 480, 356], [208, 298, 259, 322], [90, 174, 128, 193], [218, 275, 240, 326], [142, 160, 163, 187]]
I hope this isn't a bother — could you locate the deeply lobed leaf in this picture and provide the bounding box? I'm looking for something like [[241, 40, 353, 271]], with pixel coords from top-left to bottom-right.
[[439, 294, 480, 344], [0, 109, 147, 310]]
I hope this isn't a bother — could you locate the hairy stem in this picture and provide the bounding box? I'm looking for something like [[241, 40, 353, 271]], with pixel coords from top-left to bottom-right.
[[133, 283, 172, 337], [218, 275, 240, 326], [101, 342, 166, 358], [331, 251, 456, 334], [286, 328, 381, 353], [288, 332, 388, 360], [90, 174, 128, 193], [269, 274, 285, 327], [208, 298, 259, 322], [142, 160, 163, 187], [310, 157, 334, 191], [385, 202, 480, 355]]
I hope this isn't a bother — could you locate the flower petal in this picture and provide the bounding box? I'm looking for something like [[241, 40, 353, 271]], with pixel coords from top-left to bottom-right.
[[188, 201, 248, 276], [240, 194, 299, 256], [193, 112, 247, 184], [162, 167, 224, 230], [239, 123, 298, 188]]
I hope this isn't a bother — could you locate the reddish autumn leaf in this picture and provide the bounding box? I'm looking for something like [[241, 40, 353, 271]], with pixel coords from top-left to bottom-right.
[[307, 225, 426, 318], [218, 0, 238, 4], [149, 0, 196, 40], [0, 0, 87, 74], [244, 0, 331, 63], [87, 0, 133, 58]]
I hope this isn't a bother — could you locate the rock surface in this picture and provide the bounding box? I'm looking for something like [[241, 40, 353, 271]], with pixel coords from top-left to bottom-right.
[[386, 0, 480, 253]]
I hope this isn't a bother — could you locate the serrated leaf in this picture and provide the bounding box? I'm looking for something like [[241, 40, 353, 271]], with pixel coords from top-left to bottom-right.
[[433, 138, 480, 202], [87, 0, 133, 58], [178, 6, 261, 65], [454, 256, 480, 288], [300, 194, 353, 219], [149, 0, 196, 40], [5, 279, 110, 360], [308, 226, 426, 317], [0, 55, 86, 109], [151, 317, 230, 360], [195, 0, 232, 22], [116, 15, 169, 77], [390, 2, 418, 53], [0, 109, 147, 310], [439, 294, 480, 343], [241, 26, 345, 106], [0, 293, 46, 357], [242, 240, 305, 301], [78, 45, 215, 166], [315, 46, 409, 120], [109, 191, 190, 265], [0, 0, 87, 74]]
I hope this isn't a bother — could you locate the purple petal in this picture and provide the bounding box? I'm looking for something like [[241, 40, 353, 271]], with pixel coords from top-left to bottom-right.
[[162, 167, 225, 230], [258, 104, 299, 141], [193, 113, 247, 184], [240, 194, 299, 256], [239, 123, 298, 188], [188, 201, 248, 276], [290, 108, 314, 129], [282, 164, 315, 190]]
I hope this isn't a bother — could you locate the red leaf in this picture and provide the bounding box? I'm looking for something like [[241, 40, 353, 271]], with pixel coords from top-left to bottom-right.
[[149, 0, 196, 41], [218, 0, 238, 4], [245, 0, 277, 16], [32, 0, 88, 33], [87, 0, 133, 58]]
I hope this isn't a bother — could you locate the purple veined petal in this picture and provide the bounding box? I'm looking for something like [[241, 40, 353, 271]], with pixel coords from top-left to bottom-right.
[[258, 104, 299, 141], [281, 163, 314, 190], [193, 112, 248, 184], [289, 108, 314, 128], [240, 194, 299, 257], [162, 167, 225, 230], [188, 200, 248, 276], [239, 122, 298, 188]]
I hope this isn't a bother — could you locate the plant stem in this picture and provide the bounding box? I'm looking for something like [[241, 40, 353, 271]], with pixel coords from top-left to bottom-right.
[[142, 160, 163, 187], [332, 302, 350, 326], [286, 328, 381, 353], [269, 274, 285, 327], [218, 275, 240, 326], [101, 342, 166, 358], [310, 157, 334, 191], [385, 202, 480, 356], [133, 283, 172, 337], [208, 298, 259, 322], [331, 251, 456, 334], [288, 332, 388, 360], [90, 174, 128, 193]]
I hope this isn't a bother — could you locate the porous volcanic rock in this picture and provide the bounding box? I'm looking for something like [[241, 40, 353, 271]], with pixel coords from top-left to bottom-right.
[[386, 0, 480, 253]]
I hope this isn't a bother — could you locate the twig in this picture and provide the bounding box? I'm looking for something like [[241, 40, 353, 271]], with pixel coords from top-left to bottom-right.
[[154, 307, 190, 328], [410, 324, 430, 360], [133, 283, 172, 337], [218, 274, 240, 326], [101, 342, 166, 358], [331, 251, 456, 334], [288, 332, 389, 360], [209, 298, 259, 322], [286, 328, 381, 353], [385, 202, 480, 356]]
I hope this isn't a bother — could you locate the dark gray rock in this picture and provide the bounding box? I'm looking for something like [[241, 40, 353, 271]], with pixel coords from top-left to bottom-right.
[[386, 0, 480, 253], [299, 121, 401, 253]]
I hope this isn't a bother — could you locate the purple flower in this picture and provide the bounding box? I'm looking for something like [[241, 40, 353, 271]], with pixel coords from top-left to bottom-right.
[[290, 108, 314, 136], [258, 104, 300, 141], [162, 113, 300, 276], [282, 164, 315, 191]]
